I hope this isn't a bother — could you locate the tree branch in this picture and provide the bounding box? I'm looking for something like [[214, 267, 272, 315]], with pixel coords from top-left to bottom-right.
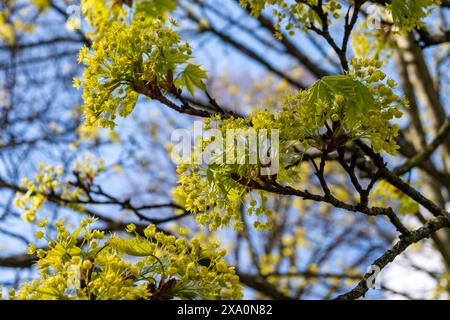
[[335, 215, 450, 299]]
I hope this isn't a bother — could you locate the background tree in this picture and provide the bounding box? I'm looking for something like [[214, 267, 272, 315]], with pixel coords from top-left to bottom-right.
[[0, 0, 449, 299]]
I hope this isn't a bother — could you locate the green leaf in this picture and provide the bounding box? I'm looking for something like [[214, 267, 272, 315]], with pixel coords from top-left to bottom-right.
[[390, 0, 433, 30], [177, 63, 208, 96], [306, 75, 374, 128]]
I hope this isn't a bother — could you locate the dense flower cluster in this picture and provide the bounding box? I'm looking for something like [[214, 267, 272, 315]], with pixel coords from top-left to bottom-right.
[[174, 114, 280, 231], [74, 2, 409, 235], [14, 154, 105, 223], [7, 218, 242, 300], [0, 1, 42, 45], [10, 155, 242, 300], [348, 58, 406, 153], [389, 0, 441, 31], [75, 0, 207, 129], [239, 0, 343, 38], [371, 181, 420, 215], [174, 58, 406, 230], [239, 0, 440, 38]]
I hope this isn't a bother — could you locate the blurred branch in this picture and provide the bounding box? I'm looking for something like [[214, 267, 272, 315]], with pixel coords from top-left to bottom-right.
[[395, 117, 450, 175], [236, 273, 296, 300], [335, 215, 450, 300]]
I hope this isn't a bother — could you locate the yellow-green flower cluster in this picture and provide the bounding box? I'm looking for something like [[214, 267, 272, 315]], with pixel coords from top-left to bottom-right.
[[174, 115, 283, 231], [175, 162, 246, 231], [13, 218, 242, 300], [13, 153, 242, 300], [280, 61, 404, 155], [174, 63, 406, 232], [14, 154, 106, 222], [14, 163, 63, 223], [349, 58, 406, 153], [389, 0, 440, 31], [240, 0, 439, 40], [0, 3, 37, 46], [0, 12, 15, 45], [76, 1, 207, 129], [240, 0, 342, 38], [72, 153, 106, 185], [371, 180, 419, 215]]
